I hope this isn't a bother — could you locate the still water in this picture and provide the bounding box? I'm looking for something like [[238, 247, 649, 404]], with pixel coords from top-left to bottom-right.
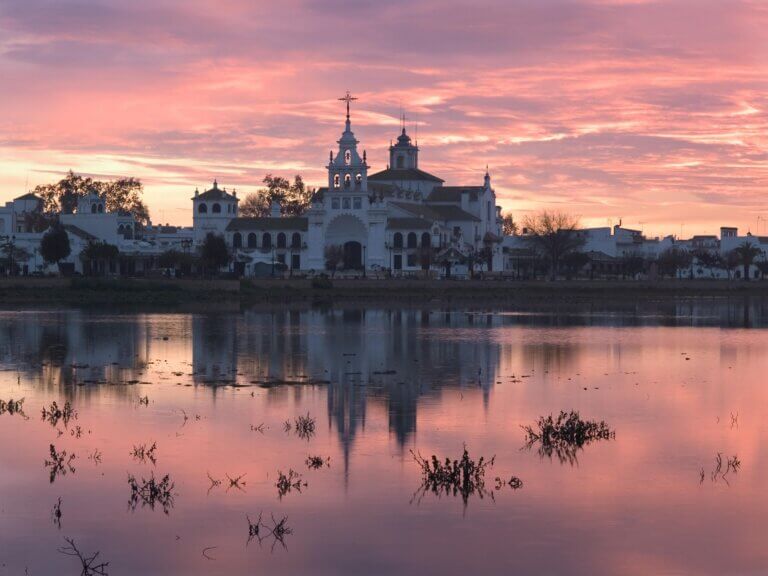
[[1, 303, 767, 575]]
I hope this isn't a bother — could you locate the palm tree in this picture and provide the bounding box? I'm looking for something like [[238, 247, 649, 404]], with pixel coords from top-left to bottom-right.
[[733, 241, 762, 281]]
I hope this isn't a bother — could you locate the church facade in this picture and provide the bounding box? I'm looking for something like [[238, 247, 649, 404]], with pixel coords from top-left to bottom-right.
[[220, 95, 504, 276]]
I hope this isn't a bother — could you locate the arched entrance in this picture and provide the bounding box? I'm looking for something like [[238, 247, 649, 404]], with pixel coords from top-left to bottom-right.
[[344, 241, 362, 269], [325, 214, 367, 270]]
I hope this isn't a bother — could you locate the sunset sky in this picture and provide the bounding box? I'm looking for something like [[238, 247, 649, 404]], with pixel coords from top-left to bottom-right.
[[0, 0, 766, 236]]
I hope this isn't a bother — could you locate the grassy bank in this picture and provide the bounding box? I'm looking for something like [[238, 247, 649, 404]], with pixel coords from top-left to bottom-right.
[[1, 276, 768, 308]]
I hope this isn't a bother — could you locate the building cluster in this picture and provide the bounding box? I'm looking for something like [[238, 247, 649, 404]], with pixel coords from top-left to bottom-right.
[[502, 224, 768, 279], [0, 95, 765, 280], [0, 98, 504, 277]]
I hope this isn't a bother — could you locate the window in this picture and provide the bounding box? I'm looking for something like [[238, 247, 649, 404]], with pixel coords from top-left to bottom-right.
[[198, 203, 208, 214], [247, 233, 257, 248], [353, 197, 362, 209], [212, 203, 221, 214], [291, 233, 302, 248], [277, 232, 286, 248], [262, 233, 272, 249], [393, 233, 403, 248], [407, 253, 417, 267], [342, 197, 351, 210], [407, 232, 417, 249], [332, 197, 340, 209], [394, 254, 402, 270], [487, 200, 491, 221], [356, 173, 362, 184], [421, 232, 431, 248], [233, 233, 242, 248], [277, 253, 286, 265], [97, 204, 104, 213], [333, 174, 340, 188], [344, 174, 351, 187], [91, 204, 97, 214], [396, 156, 404, 169], [344, 150, 351, 165]]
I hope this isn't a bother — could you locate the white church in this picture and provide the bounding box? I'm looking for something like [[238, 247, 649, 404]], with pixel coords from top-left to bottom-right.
[[0, 94, 504, 277], [194, 93, 504, 276]]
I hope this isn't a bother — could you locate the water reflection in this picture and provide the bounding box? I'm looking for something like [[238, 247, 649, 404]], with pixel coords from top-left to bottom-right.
[[2, 301, 768, 574]]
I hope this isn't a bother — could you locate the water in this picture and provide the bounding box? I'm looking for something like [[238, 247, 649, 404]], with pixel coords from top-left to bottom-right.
[[1, 303, 767, 575]]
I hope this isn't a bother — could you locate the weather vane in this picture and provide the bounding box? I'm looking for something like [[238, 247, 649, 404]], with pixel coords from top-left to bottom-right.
[[339, 91, 358, 120]]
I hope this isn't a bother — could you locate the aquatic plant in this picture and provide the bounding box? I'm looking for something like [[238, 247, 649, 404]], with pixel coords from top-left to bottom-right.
[[306, 455, 329, 469], [41, 401, 77, 428], [522, 411, 614, 465], [276, 469, 306, 498], [127, 473, 175, 514], [246, 512, 293, 551], [44, 444, 76, 483], [226, 473, 247, 492], [495, 476, 524, 490], [58, 537, 109, 575], [0, 397, 27, 418], [52, 497, 63, 529], [294, 413, 316, 440], [411, 447, 496, 507], [130, 442, 157, 465]]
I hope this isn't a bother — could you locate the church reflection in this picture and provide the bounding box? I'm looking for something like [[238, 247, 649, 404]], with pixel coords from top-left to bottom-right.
[[3, 298, 768, 466]]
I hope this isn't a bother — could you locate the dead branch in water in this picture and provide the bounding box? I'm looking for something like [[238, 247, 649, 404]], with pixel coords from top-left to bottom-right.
[[58, 537, 109, 575], [276, 469, 306, 498], [45, 444, 76, 483], [127, 473, 175, 514], [411, 446, 495, 507], [522, 411, 614, 465], [130, 442, 157, 465], [42, 401, 77, 428]]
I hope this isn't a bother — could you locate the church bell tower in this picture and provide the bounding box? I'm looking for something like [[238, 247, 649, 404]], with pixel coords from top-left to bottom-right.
[[328, 92, 368, 192]]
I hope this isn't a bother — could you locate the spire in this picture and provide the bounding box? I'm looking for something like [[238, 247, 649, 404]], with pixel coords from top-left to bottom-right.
[[213, 179, 218, 190]]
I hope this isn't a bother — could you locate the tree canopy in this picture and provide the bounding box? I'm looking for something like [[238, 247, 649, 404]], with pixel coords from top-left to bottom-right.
[[200, 233, 230, 272], [240, 174, 314, 218], [522, 211, 584, 280], [501, 212, 518, 236], [40, 226, 71, 265], [33, 171, 150, 226]]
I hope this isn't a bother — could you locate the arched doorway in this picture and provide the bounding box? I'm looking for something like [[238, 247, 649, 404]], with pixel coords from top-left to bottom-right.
[[343, 241, 362, 269], [325, 214, 367, 270]]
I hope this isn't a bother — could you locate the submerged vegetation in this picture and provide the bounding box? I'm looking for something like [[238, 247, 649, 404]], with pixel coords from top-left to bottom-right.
[[42, 401, 78, 428], [130, 442, 157, 465], [276, 469, 306, 498], [0, 397, 27, 418], [45, 444, 76, 483], [522, 411, 615, 464], [127, 473, 175, 514], [411, 447, 496, 506], [246, 512, 293, 551]]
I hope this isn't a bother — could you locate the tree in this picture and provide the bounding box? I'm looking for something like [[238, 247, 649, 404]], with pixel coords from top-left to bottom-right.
[[324, 245, 344, 277], [40, 226, 71, 269], [693, 249, 720, 278], [620, 253, 645, 279], [240, 174, 315, 217], [756, 260, 768, 280], [200, 233, 230, 275], [501, 212, 518, 236], [724, 249, 739, 280], [80, 241, 119, 276], [33, 171, 150, 226], [657, 247, 692, 278], [522, 211, 584, 280], [0, 240, 31, 275], [561, 251, 590, 279], [733, 240, 762, 281]]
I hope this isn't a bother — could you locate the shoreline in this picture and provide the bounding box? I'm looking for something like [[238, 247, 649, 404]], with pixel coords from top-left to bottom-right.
[[1, 277, 768, 308]]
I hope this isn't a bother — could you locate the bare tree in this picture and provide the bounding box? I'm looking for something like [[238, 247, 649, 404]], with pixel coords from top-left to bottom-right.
[[522, 211, 584, 280], [324, 245, 344, 277]]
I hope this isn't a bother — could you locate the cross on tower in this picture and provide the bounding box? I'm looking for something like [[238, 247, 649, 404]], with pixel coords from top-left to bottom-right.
[[339, 91, 358, 120]]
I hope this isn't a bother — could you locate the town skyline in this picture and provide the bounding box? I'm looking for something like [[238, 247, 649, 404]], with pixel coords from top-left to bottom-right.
[[1, 0, 767, 237]]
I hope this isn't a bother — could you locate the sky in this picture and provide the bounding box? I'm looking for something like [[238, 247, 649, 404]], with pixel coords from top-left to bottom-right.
[[0, 0, 767, 237]]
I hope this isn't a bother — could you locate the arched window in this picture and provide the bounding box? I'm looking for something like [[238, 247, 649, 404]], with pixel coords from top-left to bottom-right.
[[233, 232, 243, 248], [356, 173, 362, 183], [407, 232, 417, 249], [344, 150, 351, 165], [277, 232, 286, 248], [91, 203, 97, 214], [291, 232, 301, 248], [396, 156, 404, 169], [262, 233, 272, 249], [98, 204, 104, 213], [421, 232, 431, 248], [212, 203, 221, 214], [124, 227, 133, 240], [247, 233, 257, 248], [198, 203, 208, 214], [118, 224, 124, 234], [393, 232, 403, 248], [344, 174, 351, 187], [333, 174, 340, 188]]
